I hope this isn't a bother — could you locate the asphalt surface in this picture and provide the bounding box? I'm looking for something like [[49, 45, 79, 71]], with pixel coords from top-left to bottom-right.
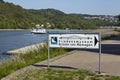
[[101, 36, 120, 55]]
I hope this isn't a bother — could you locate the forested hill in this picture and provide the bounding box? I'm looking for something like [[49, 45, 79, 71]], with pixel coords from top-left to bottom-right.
[[0, 1, 117, 29], [28, 9, 115, 29], [0, 1, 37, 29]]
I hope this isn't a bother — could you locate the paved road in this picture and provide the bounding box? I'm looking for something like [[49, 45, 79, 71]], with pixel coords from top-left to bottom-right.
[[36, 36, 120, 76]]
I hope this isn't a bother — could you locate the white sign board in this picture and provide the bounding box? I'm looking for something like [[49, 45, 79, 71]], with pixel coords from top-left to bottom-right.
[[49, 33, 99, 49]]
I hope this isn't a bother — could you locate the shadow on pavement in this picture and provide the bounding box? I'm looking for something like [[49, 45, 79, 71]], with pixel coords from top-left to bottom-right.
[[108, 36, 120, 41], [77, 44, 120, 55], [33, 64, 77, 70]]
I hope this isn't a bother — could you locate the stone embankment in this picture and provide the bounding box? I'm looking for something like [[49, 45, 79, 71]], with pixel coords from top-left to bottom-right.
[[6, 42, 45, 55]]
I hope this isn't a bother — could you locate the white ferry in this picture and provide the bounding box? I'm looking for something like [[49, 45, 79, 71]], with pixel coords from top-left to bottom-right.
[[31, 24, 47, 34]]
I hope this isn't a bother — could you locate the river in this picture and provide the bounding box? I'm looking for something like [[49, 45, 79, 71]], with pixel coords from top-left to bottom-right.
[[0, 29, 83, 62], [0, 30, 48, 61]]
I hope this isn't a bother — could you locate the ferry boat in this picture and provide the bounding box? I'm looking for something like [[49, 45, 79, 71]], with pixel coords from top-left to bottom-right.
[[31, 24, 47, 34], [31, 27, 46, 34]]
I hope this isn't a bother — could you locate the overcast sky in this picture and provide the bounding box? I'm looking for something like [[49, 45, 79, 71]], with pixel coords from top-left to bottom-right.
[[4, 0, 120, 15]]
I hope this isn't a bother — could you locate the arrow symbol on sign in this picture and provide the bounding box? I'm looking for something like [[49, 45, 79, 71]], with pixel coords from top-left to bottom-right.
[[94, 36, 98, 46]]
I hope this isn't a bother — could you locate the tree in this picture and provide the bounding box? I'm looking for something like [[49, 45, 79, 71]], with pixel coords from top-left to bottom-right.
[[0, 0, 4, 3]]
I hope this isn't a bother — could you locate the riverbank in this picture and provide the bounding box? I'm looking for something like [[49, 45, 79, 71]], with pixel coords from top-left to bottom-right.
[[0, 29, 28, 31], [0, 43, 68, 79], [1, 37, 120, 79], [86, 28, 120, 39], [5, 42, 45, 55], [1, 28, 119, 80]]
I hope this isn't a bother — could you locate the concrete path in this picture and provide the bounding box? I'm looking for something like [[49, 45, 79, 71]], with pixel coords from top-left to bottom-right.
[[35, 36, 120, 76]]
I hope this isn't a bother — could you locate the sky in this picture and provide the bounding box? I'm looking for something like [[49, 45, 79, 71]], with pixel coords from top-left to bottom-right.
[[4, 0, 120, 15]]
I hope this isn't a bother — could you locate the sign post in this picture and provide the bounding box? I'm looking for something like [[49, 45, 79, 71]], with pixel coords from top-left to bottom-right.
[[48, 33, 101, 73], [99, 33, 101, 74], [48, 38, 50, 68]]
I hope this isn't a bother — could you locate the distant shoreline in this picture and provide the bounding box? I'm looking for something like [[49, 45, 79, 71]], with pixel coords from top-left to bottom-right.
[[0, 29, 30, 30]]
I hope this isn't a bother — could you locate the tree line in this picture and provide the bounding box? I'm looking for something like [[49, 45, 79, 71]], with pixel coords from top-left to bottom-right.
[[0, 1, 119, 29]]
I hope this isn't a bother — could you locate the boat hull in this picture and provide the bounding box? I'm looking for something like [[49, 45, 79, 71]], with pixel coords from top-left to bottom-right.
[[31, 29, 47, 34]]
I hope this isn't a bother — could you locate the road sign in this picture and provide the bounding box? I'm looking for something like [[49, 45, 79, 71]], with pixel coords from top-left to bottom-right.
[[48, 33, 101, 73], [49, 33, 99, 49]]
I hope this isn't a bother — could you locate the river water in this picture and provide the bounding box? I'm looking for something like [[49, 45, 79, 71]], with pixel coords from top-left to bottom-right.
[[0, 30, 83, 62], [0, 30, 48, 61]]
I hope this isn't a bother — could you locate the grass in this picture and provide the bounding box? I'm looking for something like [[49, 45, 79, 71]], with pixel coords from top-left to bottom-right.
[[0, 43, 68, 79], [6, 68, 120, 80], [101, 33, 120, 40], [114, 28, 120, 32], [8, 69, 95, 80], [102, 34, 119, 40], [101, 28, 120, 40]]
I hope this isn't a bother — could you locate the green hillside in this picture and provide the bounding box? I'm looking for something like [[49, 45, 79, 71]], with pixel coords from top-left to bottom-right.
[[0, 1, 116, 29], [0, 1, 36, 29], [28, 9, 112, 29]]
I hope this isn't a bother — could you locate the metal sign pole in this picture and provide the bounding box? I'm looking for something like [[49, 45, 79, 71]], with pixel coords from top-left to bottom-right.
[[99, 32, 101, 74], [48, 34, 50, 68]]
